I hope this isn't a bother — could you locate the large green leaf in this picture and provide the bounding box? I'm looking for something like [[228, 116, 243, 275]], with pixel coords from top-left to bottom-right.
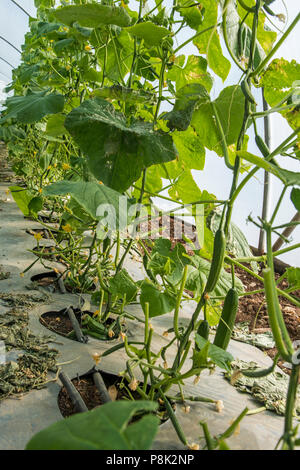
[[125, 21, 170, 46], [192, 85, 246, 155], [261, 59, 300, 130], [108, 269, 138, 302], [148, 238, 190, 285], [140, 280, 176, 317], [193, 0, 230, 81], [53, 4, 131, 28], [185, 255, 244, 299], [96, 31, 133, 83], [163, 83, 210, 131], [168, 170, 202, 203], [26, 401, 159, 450], [177, 0, 204, 30], [64, 98, 177, 192], [291, 188, 300, 211], [195, 335, 234, 372], [172, 127, 206, 171], [1, 92, 64, 124], [9, 186, 35, 217], [43, 180, 129, 229], [45, 113, 66, 137], [167, 55, 213, 92]]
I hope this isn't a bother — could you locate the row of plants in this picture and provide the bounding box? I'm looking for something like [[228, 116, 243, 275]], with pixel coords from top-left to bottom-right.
[[1, 0, 300, 450]]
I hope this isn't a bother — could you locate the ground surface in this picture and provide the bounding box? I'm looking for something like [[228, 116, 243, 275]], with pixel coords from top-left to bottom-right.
[[0, 141, 298, 450]]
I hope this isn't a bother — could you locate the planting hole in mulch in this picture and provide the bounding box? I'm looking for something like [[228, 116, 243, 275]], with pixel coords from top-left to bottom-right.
[[30, 271, 96, 294], [58, 369, 173, 423], [40, 308, 125, 342], [31, 271, 60, 293], [26, 228, 57, 239], [231, 265, 300, 377]]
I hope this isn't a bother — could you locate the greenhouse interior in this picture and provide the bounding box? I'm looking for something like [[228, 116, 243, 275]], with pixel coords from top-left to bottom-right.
[[0, 0, 300, 453]]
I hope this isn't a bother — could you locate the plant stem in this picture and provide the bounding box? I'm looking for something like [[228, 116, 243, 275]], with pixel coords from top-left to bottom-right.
[[173, 265, 188, 339], [282, 364, 299, 450], [251, 12, 300, 77]]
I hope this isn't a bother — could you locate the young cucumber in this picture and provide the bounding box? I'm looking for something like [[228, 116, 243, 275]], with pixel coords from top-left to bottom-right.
[[196, 320, 210, 341], [82, 315, 107, 334], [213, 288, 239, 350], [241, 79, 256, 105], [205, 228, 226, 294], [255, 135, 270, 158]]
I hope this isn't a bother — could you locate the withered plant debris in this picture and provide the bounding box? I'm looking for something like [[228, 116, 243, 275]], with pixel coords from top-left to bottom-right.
[[225, 359, 300, 417], [0, 290, 58, 400]]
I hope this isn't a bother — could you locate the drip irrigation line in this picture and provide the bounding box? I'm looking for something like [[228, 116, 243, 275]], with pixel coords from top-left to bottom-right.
[[56, 273, 67, 294], [0, 56, 15, 68], [59, 371, 88, 413], [66, 306, 88, 343], [0, 36, 21, 54], [93, 370, 112, 404], [9, 0, 30, 17]]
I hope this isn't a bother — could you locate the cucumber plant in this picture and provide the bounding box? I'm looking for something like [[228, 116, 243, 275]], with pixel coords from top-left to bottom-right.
[[0, 0, 300, 450]]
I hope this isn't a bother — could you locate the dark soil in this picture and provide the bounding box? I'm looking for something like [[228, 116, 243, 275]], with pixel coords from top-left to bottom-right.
[[233, 265, 300, 377], [40, 308, 84, 337], [40, 308, 117, 341], [58, 370, 174, 422], [58, 372, 120, 417], [234, 265, 300, 342]]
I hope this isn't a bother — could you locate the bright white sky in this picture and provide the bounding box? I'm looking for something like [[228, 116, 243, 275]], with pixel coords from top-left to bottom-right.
[[0, 0, 299, 265]]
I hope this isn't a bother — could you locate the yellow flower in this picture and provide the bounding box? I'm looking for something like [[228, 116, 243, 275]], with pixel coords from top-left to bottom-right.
[[85, 45, 92, 52], [34, 232, 43, 241], [108, 329, 115, 338], [62, 163, 71, 171], [62, 223, 73, 233], [93, 310, 100, 317], [63, 26, 69, 32], [47, 165, 52, 170], [193, 375, 200, 385], [128, 378, 139, 391], [215, 400, 224, 413], [188, 443, 199, 451], [5, 189, 10, 195], [53, 163, 57, 168], [38, 188, 43, 193], [66, 65, 71, 71], [120, 331, 126, 341], [276, 13, 286, 23], [98, 181, 103, 185], [92, 352, 101, 365], [20, 272, 24, 278], [163, 330, 169, 338]]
